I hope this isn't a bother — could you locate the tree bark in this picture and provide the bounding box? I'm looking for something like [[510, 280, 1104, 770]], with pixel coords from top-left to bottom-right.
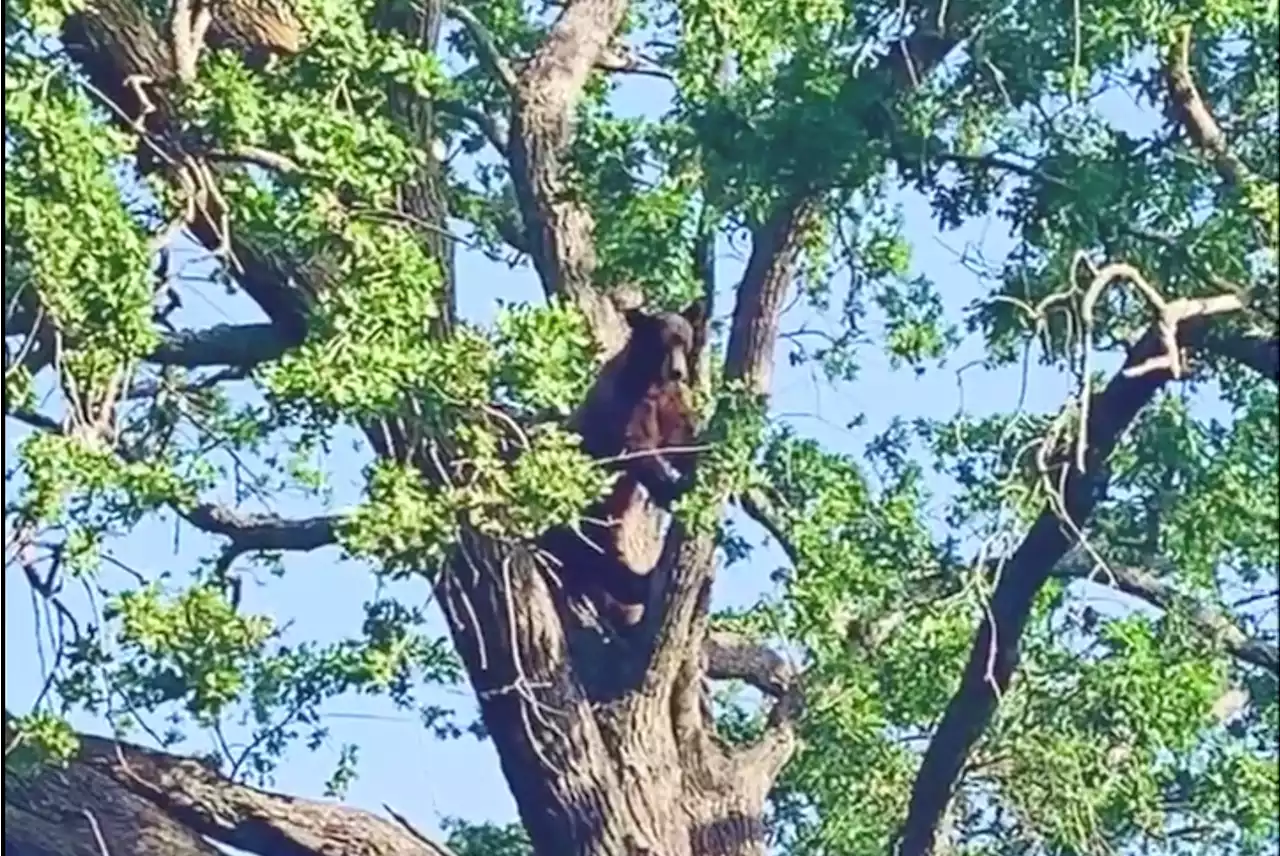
[[4, 719, 455, 856]]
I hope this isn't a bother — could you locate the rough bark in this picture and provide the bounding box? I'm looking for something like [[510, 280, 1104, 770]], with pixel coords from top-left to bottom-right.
[[4, 719, 455, 856]]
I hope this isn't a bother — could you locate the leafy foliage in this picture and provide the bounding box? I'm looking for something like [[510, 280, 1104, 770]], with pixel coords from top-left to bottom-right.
[[3, 0, 1277, 852]]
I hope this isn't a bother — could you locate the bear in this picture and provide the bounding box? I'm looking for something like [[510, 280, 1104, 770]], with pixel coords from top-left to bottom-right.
[[536, 298, 707, 631]]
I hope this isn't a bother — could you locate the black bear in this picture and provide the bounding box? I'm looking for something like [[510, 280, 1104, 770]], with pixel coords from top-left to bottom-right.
[[537, 298, 707, 630]]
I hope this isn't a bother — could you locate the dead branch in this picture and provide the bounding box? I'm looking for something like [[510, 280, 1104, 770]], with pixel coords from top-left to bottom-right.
[[896, 277, 1250, 856], [204, 145, 304, 175], [183, 505, 342, 554]]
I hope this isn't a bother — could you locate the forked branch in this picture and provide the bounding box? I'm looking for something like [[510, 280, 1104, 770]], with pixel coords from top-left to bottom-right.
[[896, 270, 1250, 856]]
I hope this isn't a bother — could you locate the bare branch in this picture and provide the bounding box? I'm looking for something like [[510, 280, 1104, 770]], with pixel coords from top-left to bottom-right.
[[4, 720, 455, 856], [1054, 551, 1279, 677], [169, 0, 212, 84], [125, 366, 248, 400], [205, 145, 303, 175], [148, 323, 289, 367], [896, 277, 1251, 856]]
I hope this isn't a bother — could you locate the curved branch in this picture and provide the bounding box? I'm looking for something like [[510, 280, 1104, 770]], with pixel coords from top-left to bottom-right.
[[896, 282, 1249, 856], [436, 98, 510, 157], [1054, 551, 1279, 677], [705, 631, 796, 698]]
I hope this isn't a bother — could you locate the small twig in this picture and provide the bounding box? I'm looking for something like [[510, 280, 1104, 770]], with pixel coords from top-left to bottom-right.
[[82, 809, 114, 856]]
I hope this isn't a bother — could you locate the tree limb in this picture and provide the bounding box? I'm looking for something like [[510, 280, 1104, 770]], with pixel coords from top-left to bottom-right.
[[444, 1, 518, 92], [148, 323, 290, 367], [1163, 25, 1252, 189], [723, 199, 820, 394], [896, 280, 1249, 856], [436, 98, 510, 157], [183, 505, 341, 554], [1198, 328, 1280, 383], [62, 0, 314, 340], [704, 631, 796, 698], [1054, 550, 1279, 677], [4, 718, 455, 856], [506, 0, 632, 348]]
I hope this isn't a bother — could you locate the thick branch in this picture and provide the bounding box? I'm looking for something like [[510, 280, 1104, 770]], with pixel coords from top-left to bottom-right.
[[183, 505, 341, 553], [1199, 328, 1280, 383], [897, 284, 1248, 856], [506, 0, 632, 348], [723, 200, 819, 392], [1163, 25, 1251, 188], [148, 323, 289, 367], [62, 0, 313, 340], [704, 631, 796, 698], [4, 719, 455, 856]]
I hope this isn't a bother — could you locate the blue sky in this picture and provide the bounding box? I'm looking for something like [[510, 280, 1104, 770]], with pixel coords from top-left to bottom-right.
[[3, 46, 1193, 848]]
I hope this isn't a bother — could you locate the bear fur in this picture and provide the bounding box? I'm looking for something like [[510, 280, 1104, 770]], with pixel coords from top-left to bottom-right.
[[537, 299, 707, 630]]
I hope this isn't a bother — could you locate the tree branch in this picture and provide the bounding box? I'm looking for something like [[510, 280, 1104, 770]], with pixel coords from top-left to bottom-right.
[[723, 199, 820, 392], [148, 323, 290, 367], [1198, 327, 1280, 383], [896, 279, 1249, 856], [436, 98, 510, 157], [1054, 550, 1279, 677], [704, 631, 796, 698], [506, 0, 632, 348], [4, 719, 456, 856], [444, 1, 518, 92], [62, 0, 314, 341], [1163, 25, 1252, 189], [183, 505, 341, 554]]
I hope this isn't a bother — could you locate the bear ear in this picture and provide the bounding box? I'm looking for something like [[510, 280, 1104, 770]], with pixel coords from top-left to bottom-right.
[[681, 298, 707, 329]]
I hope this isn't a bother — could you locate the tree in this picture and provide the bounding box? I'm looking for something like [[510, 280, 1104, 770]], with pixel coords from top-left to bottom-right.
[[3, 0, 1277, 853]]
